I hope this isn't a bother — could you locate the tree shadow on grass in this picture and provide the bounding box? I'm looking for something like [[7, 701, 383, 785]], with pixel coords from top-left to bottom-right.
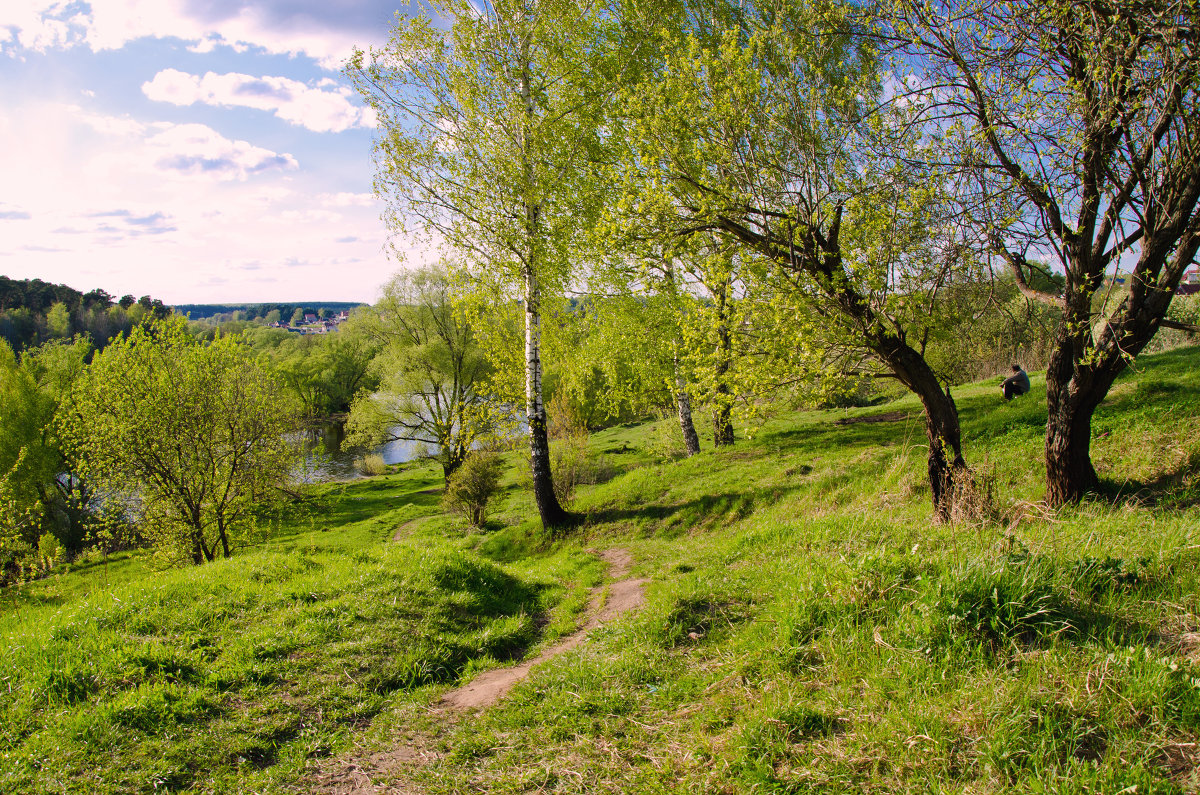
[[1097, 449, 1200, 510], [761, 416, 920, 454], [320, 473, 444, 527], [584, 484, 809, 536]]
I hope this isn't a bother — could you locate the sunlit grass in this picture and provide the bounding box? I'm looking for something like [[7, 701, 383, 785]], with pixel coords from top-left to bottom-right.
[[3, 346, 1200, 793]]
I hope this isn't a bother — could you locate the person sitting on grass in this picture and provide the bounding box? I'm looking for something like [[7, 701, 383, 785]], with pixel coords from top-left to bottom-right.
[[1001, 364, 1031, 400]]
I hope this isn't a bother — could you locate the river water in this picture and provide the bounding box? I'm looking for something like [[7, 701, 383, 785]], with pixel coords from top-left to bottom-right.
[[299, 420, 423, 481]]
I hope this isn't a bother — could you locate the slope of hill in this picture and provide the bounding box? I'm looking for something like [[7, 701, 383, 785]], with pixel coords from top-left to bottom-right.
[[2, 346, 1199, 794]]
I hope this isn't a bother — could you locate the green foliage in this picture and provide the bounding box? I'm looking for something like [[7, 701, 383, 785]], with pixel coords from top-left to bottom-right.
[[35, 532, 61, 571], [442, 452, 504, 527], [0, 276, 159, 353], [922, 274, 1063, 385], [1149, 293, 1200, 354], [0, 337, 94, 568], [60, 318, 302, 564], [345, 265, 508, 480], [251, 317, 380, 417], [610, 0, 988, 518], [350, 0, 625, 527]]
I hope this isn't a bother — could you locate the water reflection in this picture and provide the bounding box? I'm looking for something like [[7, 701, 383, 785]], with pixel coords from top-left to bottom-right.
[[299, 419, 423, 481]]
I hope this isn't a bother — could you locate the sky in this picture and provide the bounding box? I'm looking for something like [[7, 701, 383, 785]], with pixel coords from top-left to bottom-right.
[[0, 1, 428, 304]]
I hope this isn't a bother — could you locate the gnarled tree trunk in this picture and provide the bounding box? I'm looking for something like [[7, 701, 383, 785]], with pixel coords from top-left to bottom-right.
[[875, 339, 971, 522], [1040, 269, 1174, 506]]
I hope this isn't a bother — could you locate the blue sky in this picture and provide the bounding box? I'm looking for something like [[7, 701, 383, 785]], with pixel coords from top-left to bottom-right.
[[1, 1, 427, 304]]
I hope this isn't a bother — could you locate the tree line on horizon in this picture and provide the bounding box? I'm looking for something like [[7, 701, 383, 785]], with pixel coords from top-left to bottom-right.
[[0, 275, 171, 354]]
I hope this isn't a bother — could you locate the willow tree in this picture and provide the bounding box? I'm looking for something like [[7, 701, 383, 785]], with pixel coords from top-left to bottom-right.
[[346, 265, 503, 481], [349, 0, 619, 529], [616, 0, 985, 519], [885, 0, 1200, 505]]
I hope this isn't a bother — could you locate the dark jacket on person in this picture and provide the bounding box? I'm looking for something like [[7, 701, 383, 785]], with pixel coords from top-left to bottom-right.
[[1001, 368, 1030, 400]]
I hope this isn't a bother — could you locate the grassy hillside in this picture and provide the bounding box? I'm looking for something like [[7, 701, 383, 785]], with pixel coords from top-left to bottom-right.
[[3, 346, 1200, 793]]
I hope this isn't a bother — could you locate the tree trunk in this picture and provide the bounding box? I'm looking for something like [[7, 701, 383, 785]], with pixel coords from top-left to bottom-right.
[[1040, 301, 1121, 506], [876, 339, 971, 522], [667, 263, 700, 457], [676, 386, 701, 457], [712, 281, 735, 447], [524, 267, 572, 529], [712, 399, 734, 447], [1044, 400, 1100, 506], [216, 517, 231, 559], [442, 440, 468, 483], [921, 387, 970, 524]]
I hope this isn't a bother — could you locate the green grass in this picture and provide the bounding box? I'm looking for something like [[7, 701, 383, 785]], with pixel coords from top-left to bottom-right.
[[0, 465, 599, 794], [380, 347, 1200, 795], [4, 346, 1200, 793]]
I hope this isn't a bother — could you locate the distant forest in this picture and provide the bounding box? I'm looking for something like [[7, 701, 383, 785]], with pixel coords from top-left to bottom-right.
[[0, 276, 170, 353], [0, 275, 365, 352], [174, 302, 365, 321]]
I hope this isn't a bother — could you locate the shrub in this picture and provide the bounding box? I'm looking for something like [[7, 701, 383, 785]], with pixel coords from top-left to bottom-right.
[[37, 532, 62, 571], [355, 453, 387, 476], [644, 409, 688, 462], [549, 434, 617, 504], [442, 452, 503, 527]]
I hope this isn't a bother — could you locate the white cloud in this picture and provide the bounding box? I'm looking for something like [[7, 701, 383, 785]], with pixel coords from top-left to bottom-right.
[[320, 192, 377, 207], [0, 3, 87, 52], [143, 68, 376, 132], [38, 106, 298, 182], [0, 100, 395, 302], [2, 1, 399, 69], [143, 123, 300, 181]]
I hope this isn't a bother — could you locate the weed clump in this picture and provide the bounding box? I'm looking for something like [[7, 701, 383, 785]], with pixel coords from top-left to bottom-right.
[[925, 557, 1077, 658], [354, 453, 387, 476]]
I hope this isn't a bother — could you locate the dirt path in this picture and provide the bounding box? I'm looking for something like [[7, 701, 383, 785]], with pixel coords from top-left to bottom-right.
[[391, 519, 419, 542], [313, 547, 647, 794], [441, 548, 647, 710]]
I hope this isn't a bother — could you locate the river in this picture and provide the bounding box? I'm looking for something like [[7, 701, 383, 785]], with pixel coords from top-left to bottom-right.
[[299, 419, 424, 481]]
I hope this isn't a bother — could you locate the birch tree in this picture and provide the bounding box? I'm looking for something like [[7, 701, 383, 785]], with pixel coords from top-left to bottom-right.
[[349, 0, 616, 529]]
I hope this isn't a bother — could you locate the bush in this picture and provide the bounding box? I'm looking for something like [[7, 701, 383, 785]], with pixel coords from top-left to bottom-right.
[[1147, 293, 1200, 353], [37, 532, 61, 571], [644, 409, 688, 462], [550, 434, 618, 504], [442, 452, 503, 527], [355, 453, 387, 476]]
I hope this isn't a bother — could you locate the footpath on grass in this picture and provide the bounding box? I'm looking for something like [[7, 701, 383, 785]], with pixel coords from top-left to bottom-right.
[[313, 547, 648, 795]]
